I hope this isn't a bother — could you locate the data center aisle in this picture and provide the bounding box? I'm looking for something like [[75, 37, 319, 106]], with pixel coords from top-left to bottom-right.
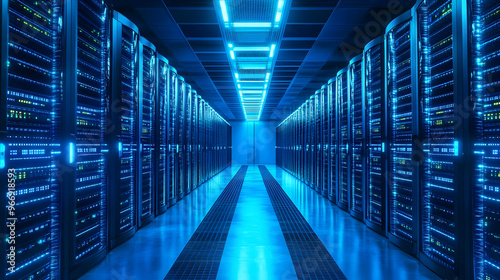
[[79, 166, 241, 280], [216, 166, 297, 280], [266, 165, 440, 280]]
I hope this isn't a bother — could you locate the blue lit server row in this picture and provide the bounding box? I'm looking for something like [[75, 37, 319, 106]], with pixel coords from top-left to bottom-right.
[[0, 1, 232, 279], [276, 0, 499, 279]]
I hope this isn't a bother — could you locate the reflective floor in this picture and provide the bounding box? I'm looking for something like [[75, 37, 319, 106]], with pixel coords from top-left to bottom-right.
[[80, 165, 439, 280]]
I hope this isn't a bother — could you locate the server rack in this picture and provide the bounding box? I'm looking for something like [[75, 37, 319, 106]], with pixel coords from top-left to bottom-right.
[[321, 84, 330, 197], [156, 54, 169, 215], [185, 84, 192, 194], [337, 67, 349, 210], [138, 36, 156, 228], [363, 35, 387, 236], [177, 77, 186, 199], [469, 1, 500, 279], [61, 0, 111, 278], [192, 90, 199, 191], [415, 0, 464, 278], [385, 10, 418, 255], [1, 1, 63, 278], [108, 11, 140, 249], [328, 78, 338, 203], [348, 54, 365, 221], [168, 66, 177, 205], [315, 90, 322, 193]]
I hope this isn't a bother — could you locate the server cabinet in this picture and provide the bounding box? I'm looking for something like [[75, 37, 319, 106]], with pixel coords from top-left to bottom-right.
[[62, 0, 111, 278], [470, 1, 500, 279], [138, 37, 156, 227], [415, 0, 464, 277], [176, 77, 186, 199], [1, 1, 63, 278], [337, 68, 349, 210], [315, 90, 322, 192], [305, 98, 312, 186], [321, 84, 330, 197], [185, 84, 192, 194], [156, 54, 169, 215], [199, 99, 206, 184], [328, 78, 338, 203], [348, 54, 365, 221], [192, 91, 199, 191], [108, 11, 139, 249], [363, 35, 387, 236], [385, 10, 418, 255], [168, 67, 178, 205]]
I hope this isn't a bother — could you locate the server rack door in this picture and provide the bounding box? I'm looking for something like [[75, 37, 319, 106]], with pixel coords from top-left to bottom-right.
[[415, 0, 462, 278], [192, 92, 199, 190], [322, 85, 329, 197], [306, 99, 312, 186], [168, 67, 177, 205], [337, 68, 349, 210], [109, 11, 140, 249], [470, 1, 500, 279], [2, 1, 63, 278], [61, 0, 111, 278], [156, 55, 169, 215], [138, 37, 156, 227], [185, 85, 192, 194], [363, 36, 387, 236], [348, 54, 365, 221], [328, 78, 338, 203], [176, 77, 185, 199], [385, 10, 418, 255], [315, 91, 322, 193]]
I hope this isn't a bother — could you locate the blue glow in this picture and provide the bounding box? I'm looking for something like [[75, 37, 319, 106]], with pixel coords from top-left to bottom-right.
[[228, 43, 233, 48], [69, 142, 75, 164], [275, 12, 282, 22], [0, 143, 5, 169], [382, 142, 386, 153], [235, 73, 239, 79], [220, 1, 229, 22], [230, 50, 235, 60], [278, 0, 285, 9], [270, 44, 276, 57], [234, 46, 271, 52], [118, 142, 123, 157], [233, 22, 272, 28], [454, 141, 459, 156]]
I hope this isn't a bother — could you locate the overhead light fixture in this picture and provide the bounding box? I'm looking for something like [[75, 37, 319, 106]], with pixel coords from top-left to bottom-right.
[[228, 43, 233, 48], [230, 50, 235, 60], [235, 73, 239, 79], [233, 22, 272, 28], [270, 44, 276, 57], [233, 46, 270, 52], [266, 73, 271, 81], [220, 0, 229, 22]]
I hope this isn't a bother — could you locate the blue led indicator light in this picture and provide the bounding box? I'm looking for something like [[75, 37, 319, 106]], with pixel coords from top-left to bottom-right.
[[0, 143, 5, 169], [118, 142, 123, 157], [69, 142, 75, 164], [454, 140, 459, 156], [382, 142, 386, 153]]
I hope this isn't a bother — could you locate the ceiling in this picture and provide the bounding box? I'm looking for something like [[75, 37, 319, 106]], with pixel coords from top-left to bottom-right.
[[107, 0, 416, 122]]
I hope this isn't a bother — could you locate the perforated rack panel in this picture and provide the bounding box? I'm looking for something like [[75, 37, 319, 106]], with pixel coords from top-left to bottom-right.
[[337, 69, 349, 209], [417, 0, 457, 272], [5, 1, 63, 278], [139, 39, 156, 225], [387, 16, 415, 244], [74, 0, 109, 265], [364, 39, 386, 229], [349, 58, 364, 216], [471, 0, 500, 279]]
